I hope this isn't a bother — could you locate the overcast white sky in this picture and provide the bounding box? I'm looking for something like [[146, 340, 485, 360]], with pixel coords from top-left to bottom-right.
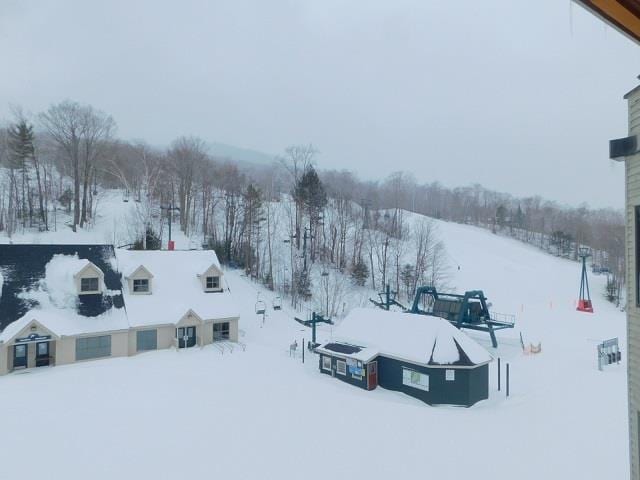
[[1, 0, 638, 208]]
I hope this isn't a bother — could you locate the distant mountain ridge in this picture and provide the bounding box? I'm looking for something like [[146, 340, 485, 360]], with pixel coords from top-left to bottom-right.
[[208, 142, 276, 166]]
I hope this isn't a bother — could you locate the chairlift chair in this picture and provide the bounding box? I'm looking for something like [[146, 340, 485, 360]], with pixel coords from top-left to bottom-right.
[[255, 300, 266, 315], [273, 296, 282, 310]]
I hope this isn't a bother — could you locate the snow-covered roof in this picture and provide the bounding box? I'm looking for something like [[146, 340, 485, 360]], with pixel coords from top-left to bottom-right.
[[115, 249, 239, 328], [316, 342, 379, 363], [0, 307, 129, 342], [73, 261, 104, 278], [0, 245, 127, 342], [125, 265, 154, 279], [320, 307, 492, 367]]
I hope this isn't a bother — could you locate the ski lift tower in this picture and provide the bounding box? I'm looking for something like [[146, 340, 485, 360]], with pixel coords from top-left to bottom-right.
[[370, 283, 405, 311], [577, 247, 594, 313], [160, 202, 180, 250]]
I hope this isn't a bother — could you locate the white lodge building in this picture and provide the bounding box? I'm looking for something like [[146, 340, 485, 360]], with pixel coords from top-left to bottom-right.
[[0, 245, 240, 375]]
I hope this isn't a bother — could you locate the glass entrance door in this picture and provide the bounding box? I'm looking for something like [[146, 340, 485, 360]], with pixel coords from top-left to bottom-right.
[[35, 342, 50, 367], [13, 344, 27, 369], [177, 326, 196, 348]]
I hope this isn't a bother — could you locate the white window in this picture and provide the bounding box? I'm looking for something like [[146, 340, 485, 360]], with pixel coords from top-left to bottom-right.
[[402, 368, 429, 391], [80, 277, 99, 292], [206, 276, 220, 289], [336, 359, 347, 376], [322, 356, 332, 371], [213, 322, 230, 341], [445, 369, 455, 381], [133, 278, 149, 293]]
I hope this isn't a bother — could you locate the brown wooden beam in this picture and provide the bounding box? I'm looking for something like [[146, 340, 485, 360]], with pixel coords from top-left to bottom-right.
[[575, 0, 640, 44]]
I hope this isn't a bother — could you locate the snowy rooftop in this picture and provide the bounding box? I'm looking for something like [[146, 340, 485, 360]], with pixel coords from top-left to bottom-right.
[[321, 307, 492, 367], [317, 341, 379, 363], [115, 249, 239, 327], [0, 245, 127, 342]]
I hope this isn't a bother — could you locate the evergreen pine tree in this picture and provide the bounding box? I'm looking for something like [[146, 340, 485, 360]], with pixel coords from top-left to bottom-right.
[[350, 258, 369, 286], [7, 121, 35, 228]]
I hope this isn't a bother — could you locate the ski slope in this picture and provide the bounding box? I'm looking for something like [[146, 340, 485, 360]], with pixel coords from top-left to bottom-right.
[[0, 194, 628, 479]]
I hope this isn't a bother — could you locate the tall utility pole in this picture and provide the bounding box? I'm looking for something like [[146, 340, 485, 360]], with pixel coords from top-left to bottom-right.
[[577, 247, 593, 313], [302, 228, 308, 272], [160, 202, 180, 249], [301, 226, 314, 272]]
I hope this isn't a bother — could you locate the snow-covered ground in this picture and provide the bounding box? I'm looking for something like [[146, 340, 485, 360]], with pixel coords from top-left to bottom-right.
[[0, 190, 201, 249], [0, 192, 628, 479]]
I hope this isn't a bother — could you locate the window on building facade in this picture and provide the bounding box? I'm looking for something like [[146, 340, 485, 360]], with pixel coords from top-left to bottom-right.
[[136, 330, 158, 351], [76, 335, 111, 360], [336, 360, 346, 375], [80, 277, 99, 292], [445, 369, 455, 381], [322, 356, 332, 371], [133, 278, 149, 293], [402, 368, 429, 391], [213, 322, 230, 341], [206, 276, 220, 289]]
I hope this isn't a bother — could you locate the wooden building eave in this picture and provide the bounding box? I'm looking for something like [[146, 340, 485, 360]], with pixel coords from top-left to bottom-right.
[[574, 0, 640, 44]]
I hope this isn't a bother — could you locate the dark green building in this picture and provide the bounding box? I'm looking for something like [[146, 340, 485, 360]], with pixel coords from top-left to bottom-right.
[[316, 308, 492, 407]]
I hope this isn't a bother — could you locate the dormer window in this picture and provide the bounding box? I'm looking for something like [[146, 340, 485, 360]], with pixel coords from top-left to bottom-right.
[[80, 277, 99, 293], [74, 261, 104, 295], [206, 276, 220, 290], [126, 265, 154, 295], [133, 279, 149, 293], [200, 262, 223, 292]]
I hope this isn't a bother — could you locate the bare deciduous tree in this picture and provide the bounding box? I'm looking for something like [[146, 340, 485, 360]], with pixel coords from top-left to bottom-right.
[[40, 101, 115, 231]]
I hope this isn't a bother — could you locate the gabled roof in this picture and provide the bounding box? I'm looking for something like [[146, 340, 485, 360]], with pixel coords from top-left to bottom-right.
[[125, 265, 154, 279], [320, 307, 492, 367], [200, 263, 223, 277], [115, 249, 238, 328], [0, 244, 127, 338], [73, 261, 104, 278], [177, 309, 204, 326], [0, 318, 60, 345]]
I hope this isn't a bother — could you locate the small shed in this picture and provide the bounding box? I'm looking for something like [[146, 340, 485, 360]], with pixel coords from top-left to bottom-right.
[[316, 308, 493, 407]]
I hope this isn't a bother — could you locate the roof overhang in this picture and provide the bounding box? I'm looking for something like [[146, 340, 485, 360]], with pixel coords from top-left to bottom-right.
[[574, 0, 640, 44]]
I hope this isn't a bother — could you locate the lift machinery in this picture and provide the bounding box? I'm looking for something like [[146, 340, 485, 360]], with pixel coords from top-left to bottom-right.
[[409, 286, 515, 348]]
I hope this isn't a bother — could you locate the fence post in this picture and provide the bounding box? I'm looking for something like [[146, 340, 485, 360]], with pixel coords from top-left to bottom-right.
[[302, 338, 305, 364], [506, 363, 510, 398], [498, 357, 501, 391]]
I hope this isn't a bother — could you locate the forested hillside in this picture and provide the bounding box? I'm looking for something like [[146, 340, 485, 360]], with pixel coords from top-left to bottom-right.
[[0, 102, 625, 309]]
